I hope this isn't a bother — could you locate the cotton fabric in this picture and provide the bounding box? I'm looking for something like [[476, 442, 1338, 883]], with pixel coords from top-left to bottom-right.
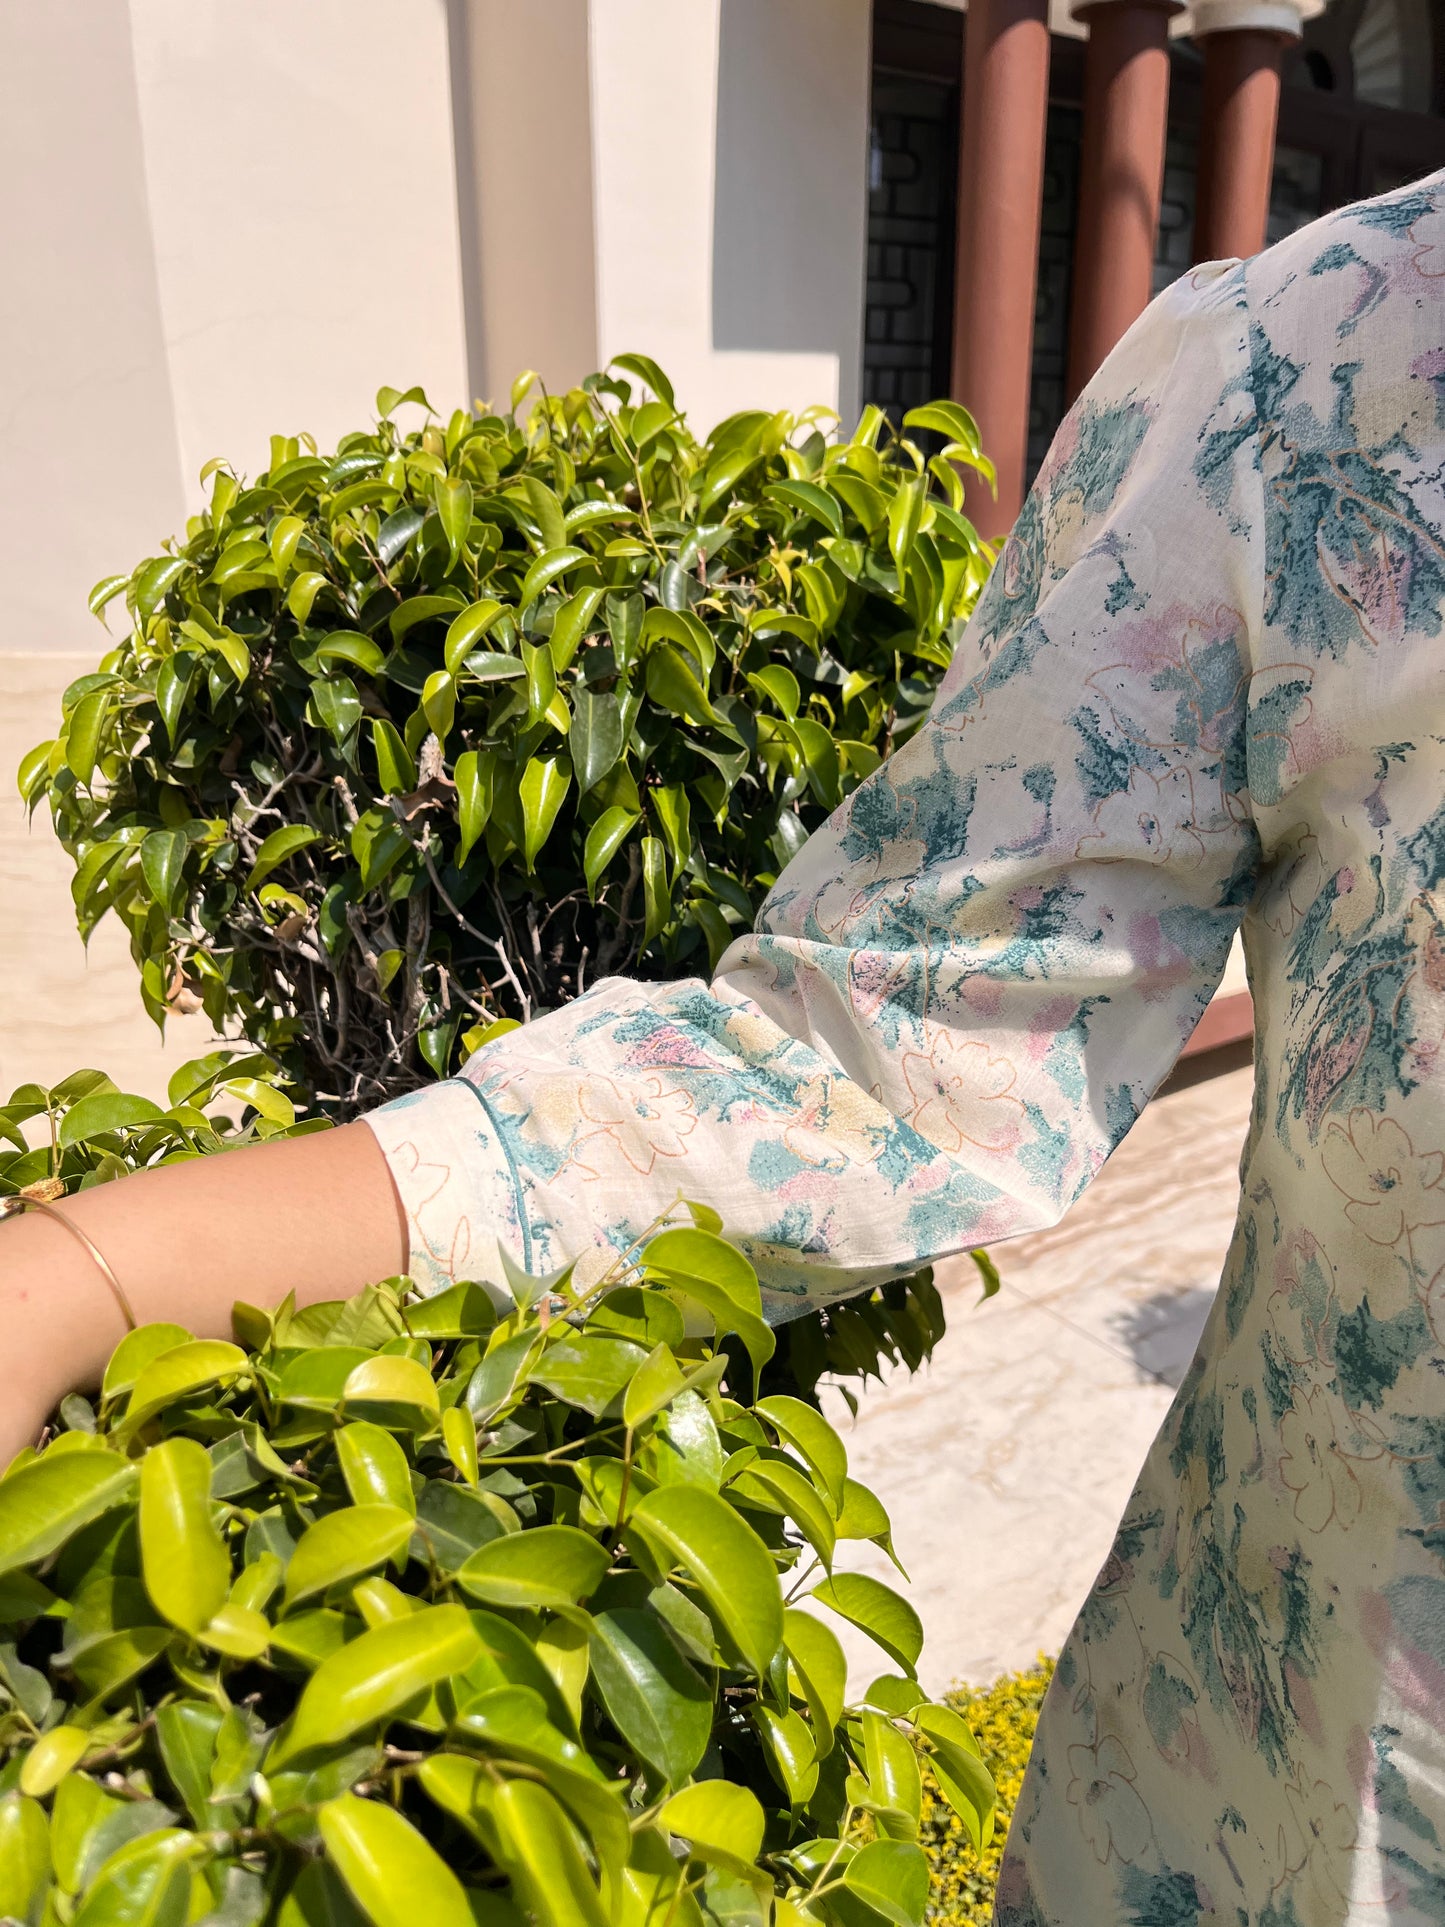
[[366, 176, 1445, 1921]]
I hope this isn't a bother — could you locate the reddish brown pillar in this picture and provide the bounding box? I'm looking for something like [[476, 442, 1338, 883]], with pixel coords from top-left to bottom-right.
[[1192, 16, 1295, 261], [1065, 0, 1181, 403], [951, 0, 1051, 538]]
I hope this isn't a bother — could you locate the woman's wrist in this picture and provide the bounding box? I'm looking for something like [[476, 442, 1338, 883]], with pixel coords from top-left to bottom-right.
[[0, 1212, 131, 1467]]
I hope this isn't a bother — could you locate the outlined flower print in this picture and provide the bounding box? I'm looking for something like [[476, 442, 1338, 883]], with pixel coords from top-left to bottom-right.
[[1066, 1736, 1153, 1866], [1262, 826, 1327, 937], [900, 1031, 1024, 1155], [1284, 1772, 1358, 1912], [574, 1074, 697, 1176], [1321, 1110, 1445, 1244], [1279, 1386, 1362, 1532]]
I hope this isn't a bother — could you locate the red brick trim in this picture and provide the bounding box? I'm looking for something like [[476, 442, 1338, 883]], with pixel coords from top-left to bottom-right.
[[1180, 988, 1254, 1059]]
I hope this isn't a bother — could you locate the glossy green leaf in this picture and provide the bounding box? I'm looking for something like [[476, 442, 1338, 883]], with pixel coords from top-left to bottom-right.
[[0, 1791, 51, 1921], [70, 1829, 197, 1927], [970, 1246, 1002, 1299], [454, 748, 494, 863], [571, 688, 624, 793], [752, 1703, 818, 1805], [902, 398, 982, 453], [139, 1437, 230, 1635], [764, 479, 844, 537], [549, 583, 608, 672], [283, 1605, 481, 1759], [841, 1838, 930, 1927], [915, 1703, 996, 1848], [0, 1451, 138, 1574], [125, 1341, 250, 1427], [520, 545, 589, 607], [628, 1485, 781, 1678], [530, 1333, 647, 1417], [65, 690, 110, 786], [520, 754, 571, 871], [645, 644, 716, 727], [622, 1343, 687, 1431], [755, 1396, 848, 1513], [421, 670, 456, 742], [811, 1572, 923, 1675], [371, 719, 417, 795], [245, 826, 325, 897], [888, 478, 926, 574], [320, 1793, 473, 1927], [857, 1708, 923, 1839], [728, 1458, 835, 1566], [457, 1524, 610, 1610], [342, 1354, 440, 1419], [18, 1721, 89, 1797], [645, 1229, 774, 1390], [490, 1776, 610, 1927], [588, 1607, 711, 1785], [745, 665, 800, 718], [282, 1503, 416, 1607], [435, 477, 473, 569], [641, 834, 670, 946], [57, 1090, 165, 1146], [611, 353, 676, 408], [335, 1422, 416, 1514], [155, 1700, 225, 1827], [783, 1607, 847, 1755], [660, 1781, 765, 1875], [584, 805, 638, 898], [444, 597, 506, 669], [140, 828, 188, 917]]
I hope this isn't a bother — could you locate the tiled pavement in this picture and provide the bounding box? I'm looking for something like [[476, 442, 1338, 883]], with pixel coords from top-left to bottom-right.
[[818, 1061, 1256, 1693]]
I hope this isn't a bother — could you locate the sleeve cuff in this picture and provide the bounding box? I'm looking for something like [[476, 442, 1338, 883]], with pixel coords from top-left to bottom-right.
[[360, 1079, 524, 1304]]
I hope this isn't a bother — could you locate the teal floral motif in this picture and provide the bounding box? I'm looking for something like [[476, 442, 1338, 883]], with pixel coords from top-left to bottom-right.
[[365, 175, 1445, 1923]]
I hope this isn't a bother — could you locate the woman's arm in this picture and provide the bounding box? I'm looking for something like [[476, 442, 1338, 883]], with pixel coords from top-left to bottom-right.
[[366, 258, 1266, 1317], [0, 1120, 405, 1467]]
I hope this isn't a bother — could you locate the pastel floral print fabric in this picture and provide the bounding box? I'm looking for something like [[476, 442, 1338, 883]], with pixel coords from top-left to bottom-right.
[[365, 174, 1445, 1922]]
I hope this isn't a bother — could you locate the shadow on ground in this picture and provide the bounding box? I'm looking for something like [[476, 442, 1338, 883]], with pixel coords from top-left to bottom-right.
[[1109, 1286, 1217, 1389]]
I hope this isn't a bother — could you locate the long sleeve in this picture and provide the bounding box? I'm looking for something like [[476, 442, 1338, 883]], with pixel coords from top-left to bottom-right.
[[363, 260, 1264, 1318]]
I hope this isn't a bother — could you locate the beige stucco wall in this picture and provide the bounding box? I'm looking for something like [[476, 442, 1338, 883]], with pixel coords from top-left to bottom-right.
[[0, 0, 472, 1099], [589, 0, 872, 429], [127, 0, 470, 486]]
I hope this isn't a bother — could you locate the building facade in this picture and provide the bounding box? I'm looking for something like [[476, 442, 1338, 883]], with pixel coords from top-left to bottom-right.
[[866, 0, 1445, 534]]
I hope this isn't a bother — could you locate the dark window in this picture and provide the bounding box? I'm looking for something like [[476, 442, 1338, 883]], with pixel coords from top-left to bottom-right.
[[862, 0, 962, 423], [867, 0, 1445, 488]]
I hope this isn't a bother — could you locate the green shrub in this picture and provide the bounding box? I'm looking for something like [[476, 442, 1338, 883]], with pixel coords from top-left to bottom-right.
[[920, 1660, 1053, 1925], [22, 359, 991, 1117], [0, 1077, 996, 1927], [0, 1053, 318, 1202]]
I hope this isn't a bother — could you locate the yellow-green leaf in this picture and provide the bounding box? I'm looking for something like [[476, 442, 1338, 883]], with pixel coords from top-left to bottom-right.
[[140, 1437, 230, 1635], [283, 1605, 481, 1760], [320, 1793, 473, 1927], [282, 1503, 416, 1608]]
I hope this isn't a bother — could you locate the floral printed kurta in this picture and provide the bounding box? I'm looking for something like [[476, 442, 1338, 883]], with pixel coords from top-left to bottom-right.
[[366, 175, 1445, 1922]]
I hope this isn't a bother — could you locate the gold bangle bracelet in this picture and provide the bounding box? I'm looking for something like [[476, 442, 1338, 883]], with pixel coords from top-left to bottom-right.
[[0, 1195, 138, 1332]]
